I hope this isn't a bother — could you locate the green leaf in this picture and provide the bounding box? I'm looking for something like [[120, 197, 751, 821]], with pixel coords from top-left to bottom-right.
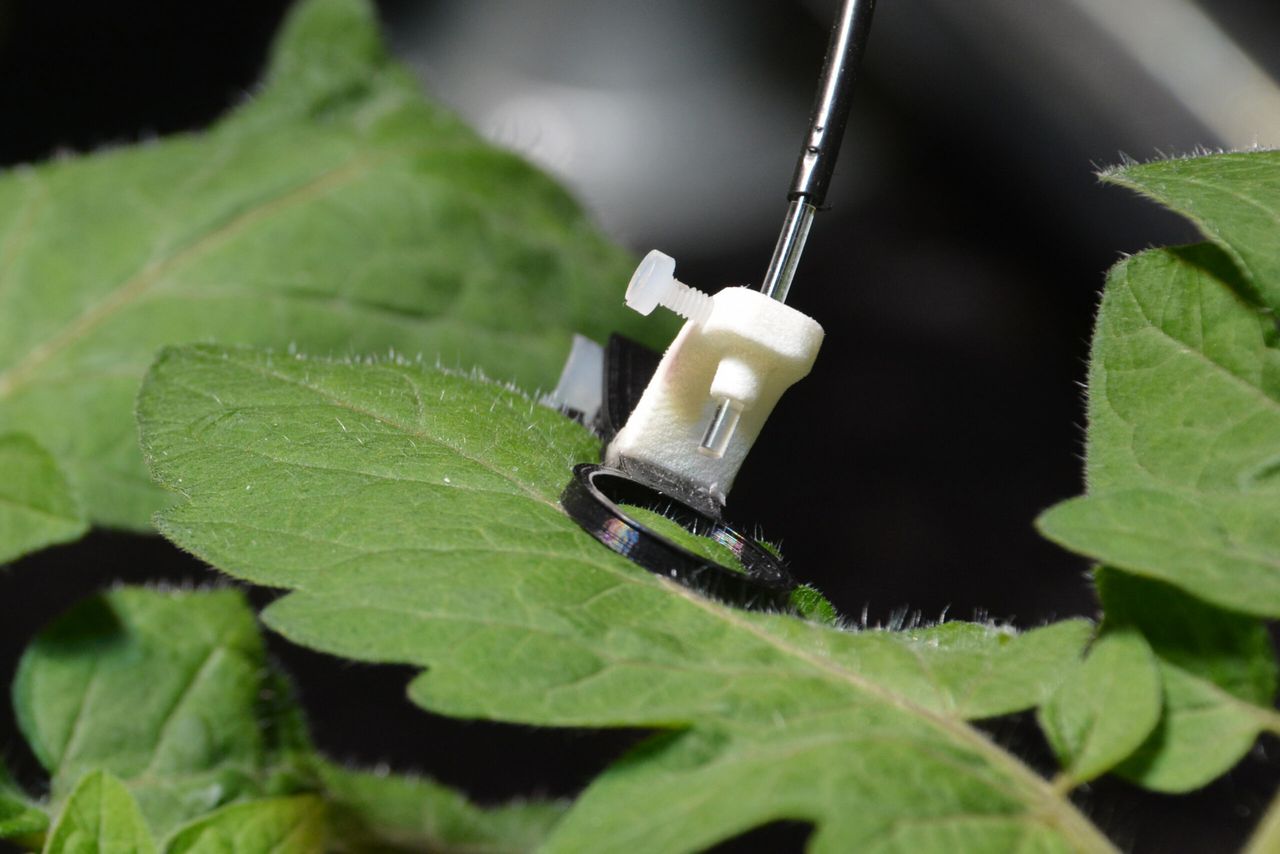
[[13, 587, 292, 837], [320, 763, 563, 853], [9, 584, 562, 850], [0, 433, 87, 564], [164, 796, 325, 854], [1037, 152, 1280, 617], [1036, 151, 1280, 793], [788, 584, 839, 625], [0, 763, 48, 843], [138, 344, 1113, 852], [1037, 627, 1161, 787], [1037, 243, 1280, 617], [1096, 568, 1280, 792], [0, 0, 646, 544], [43, 771, 157, 854], [1103, 151, 1280, 308]]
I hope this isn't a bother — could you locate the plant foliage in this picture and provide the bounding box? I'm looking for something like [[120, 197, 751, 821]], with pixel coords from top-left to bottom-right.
[[0, 0, 646, 561], [1039, 153, 1280, 797], [130, 151, 1280, 852], [0, 586, 562, 852], [137, 343, 1107, 852], [1, 0, 1279, 849]]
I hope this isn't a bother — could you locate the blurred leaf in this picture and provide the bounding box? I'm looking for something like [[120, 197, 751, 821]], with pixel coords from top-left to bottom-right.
[[0, 433, 86, 565], [13, 588, 294, 838], [320, 763, 564, 853], [1098, 568, 1279, 792], [1037, 627, 1161, 787], [0, 0, 645, 555], [165, 796, 325, 854], [8, 585, 559, 851], [138, 344, 1112, 852], [0, 764, 47, 844], [43, 771, 157, 854], [1246, 790, 1280, 854]]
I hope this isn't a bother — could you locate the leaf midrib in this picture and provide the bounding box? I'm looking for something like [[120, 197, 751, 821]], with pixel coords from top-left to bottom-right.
[[1142, 171, 1280, 289], [1120, 258, 1280, 416], [0, 154, 378, 401], [668, 578, 1112, 848]]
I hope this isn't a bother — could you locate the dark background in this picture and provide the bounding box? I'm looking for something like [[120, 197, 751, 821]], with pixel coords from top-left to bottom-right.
[[2, 0, 1279, 851]]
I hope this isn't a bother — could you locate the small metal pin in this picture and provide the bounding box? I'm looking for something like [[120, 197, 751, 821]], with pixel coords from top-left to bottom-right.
[[699, 397, 744, 459]]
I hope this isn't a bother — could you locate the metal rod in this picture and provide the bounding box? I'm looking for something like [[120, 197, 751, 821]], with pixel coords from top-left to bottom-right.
[[698, 397, 744, 459], [758, 199, 816, 303], [702, 0, 876, 458], [758, 0, 875, 303]]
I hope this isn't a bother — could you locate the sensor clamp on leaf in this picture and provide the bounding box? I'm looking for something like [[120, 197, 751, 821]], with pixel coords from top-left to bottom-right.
[[606, 257, 824, 510], [606, 0, 873, 514], [561, 0, 876, 601]]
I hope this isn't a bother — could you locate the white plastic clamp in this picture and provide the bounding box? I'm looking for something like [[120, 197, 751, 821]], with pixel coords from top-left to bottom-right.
[[605, 250, 824, 511]]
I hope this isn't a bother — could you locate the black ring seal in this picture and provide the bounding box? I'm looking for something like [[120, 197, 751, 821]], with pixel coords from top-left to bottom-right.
[[560, 464, 797, 611]]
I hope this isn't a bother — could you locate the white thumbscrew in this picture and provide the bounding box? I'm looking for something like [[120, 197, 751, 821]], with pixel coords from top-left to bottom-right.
[[625, 250, 714, 324]]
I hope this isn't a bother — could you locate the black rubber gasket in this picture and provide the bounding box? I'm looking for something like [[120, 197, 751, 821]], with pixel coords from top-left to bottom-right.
[[560, 463, 797, 611]]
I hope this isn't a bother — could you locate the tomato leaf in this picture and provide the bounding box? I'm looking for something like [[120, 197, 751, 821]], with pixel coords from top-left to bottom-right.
[[3, 585, 555, 851], [165, 796, 326, 854], [1037, 151, 1280, 794], [0, 434, 85, 565], [0, 0, 646, 559], [1098, 568, 1280, 792], [137, 343, 1113, 852], [43, 771, 157, 854], [1038, 626, 1161, 787], [1039, 154, 1280, 617]]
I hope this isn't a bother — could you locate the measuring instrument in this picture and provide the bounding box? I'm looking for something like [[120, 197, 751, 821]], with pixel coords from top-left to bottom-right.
[[553, 0, 876, 608]]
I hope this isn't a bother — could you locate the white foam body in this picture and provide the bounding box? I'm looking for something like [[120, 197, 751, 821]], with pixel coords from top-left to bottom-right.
[[606, 286, 823, 505]]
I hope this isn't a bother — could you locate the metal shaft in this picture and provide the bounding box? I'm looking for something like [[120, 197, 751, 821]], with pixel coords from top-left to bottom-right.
[[758, 199, 816, 304], [701, 0, 875, 459], [758, 0, 875, 303]]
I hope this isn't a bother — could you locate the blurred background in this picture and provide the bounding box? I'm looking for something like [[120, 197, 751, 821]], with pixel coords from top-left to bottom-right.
[[1, 0, 1278, 850]]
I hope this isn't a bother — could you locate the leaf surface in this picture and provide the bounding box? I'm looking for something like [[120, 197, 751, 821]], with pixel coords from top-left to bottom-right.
[[320, 763, 564, 853], [0, 0, 645, 549], [164, 796, 325, 854], [1036, 152, 1280, 793], [139, 344, 1113, 853], [1103, 152, 1280, 307], [1037, 627, 1161, 787], [0, 764, 47, 843], [0, 434, 86, 564], [1097, 568, 1280, 792], [6, 585, 559, 851], [13, 588, 295, 838], [43, 771, 157, 854], [1038, 243, 1280, 616]]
